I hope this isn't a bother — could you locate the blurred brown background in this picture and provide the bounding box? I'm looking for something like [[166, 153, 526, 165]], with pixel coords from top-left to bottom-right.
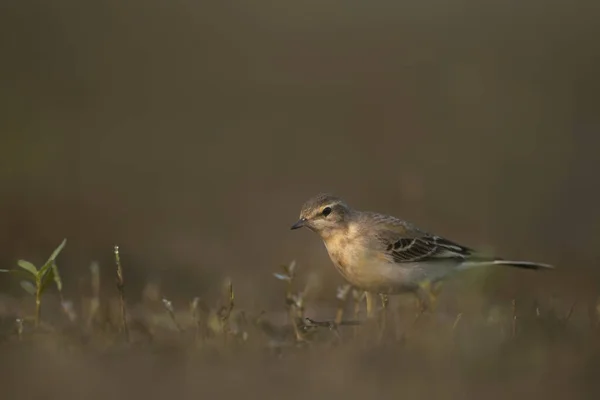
[[1, 0, 599, 305], [2, 2, 600, 400]]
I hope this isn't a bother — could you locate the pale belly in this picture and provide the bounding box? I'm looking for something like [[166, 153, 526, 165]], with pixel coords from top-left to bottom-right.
[[323, 240, 456, 294]]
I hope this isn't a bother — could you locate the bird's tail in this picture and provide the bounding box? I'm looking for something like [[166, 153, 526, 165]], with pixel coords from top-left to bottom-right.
[[458, 259, 554, 271]]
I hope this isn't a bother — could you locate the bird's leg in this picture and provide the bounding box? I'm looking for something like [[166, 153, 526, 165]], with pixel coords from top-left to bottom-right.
[[365, 292, 375, 319]]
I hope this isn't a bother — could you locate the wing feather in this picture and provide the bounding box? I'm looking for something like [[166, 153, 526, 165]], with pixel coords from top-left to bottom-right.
[[366, 213, 477, 264], [388, 236, 473, 263]]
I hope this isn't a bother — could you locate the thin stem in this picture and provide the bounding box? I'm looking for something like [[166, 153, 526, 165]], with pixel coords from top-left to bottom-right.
[[219, 280, 235, 344], [452, 313, 463, 331], [353, 295, 361, 338], [564, 300, 577, 325], [16, 318, 23, 341], [35, 277, 41, 329], [335, 304, 344, 326], [88, 262, 101, 329], [162, 298, 183, 333], [377, 294, 389, 343], [191, 297, 204, 344], [35, 293, 41, 329], [114, 245, 129, 343]]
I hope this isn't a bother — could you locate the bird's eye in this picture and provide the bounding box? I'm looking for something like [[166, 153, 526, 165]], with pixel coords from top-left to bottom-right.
[[322, 207, 332, 216]]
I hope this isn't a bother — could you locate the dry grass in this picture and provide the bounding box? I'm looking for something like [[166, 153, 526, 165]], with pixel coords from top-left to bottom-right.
[[1, 245, 599, 400]]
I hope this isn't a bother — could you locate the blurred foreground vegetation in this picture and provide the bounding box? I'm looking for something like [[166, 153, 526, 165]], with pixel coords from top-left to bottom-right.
[[1, 241, 599, 400]]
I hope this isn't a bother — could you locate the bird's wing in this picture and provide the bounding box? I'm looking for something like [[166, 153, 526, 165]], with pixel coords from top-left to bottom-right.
[[367, 213, 482, 264], [384, 234, 475, 264]]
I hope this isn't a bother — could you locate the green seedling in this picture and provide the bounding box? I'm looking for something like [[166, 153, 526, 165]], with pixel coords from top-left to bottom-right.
[[0, 238, 66, 328]]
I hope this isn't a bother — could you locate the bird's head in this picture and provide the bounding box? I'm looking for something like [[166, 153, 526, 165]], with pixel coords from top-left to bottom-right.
[[290, 193, 352, 236]]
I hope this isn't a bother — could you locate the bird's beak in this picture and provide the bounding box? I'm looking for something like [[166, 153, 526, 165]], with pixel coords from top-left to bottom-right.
[[290, 218, 306, 230]]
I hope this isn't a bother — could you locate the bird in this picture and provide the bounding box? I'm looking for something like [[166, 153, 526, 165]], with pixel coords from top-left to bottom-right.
[[290, 193, 553, 317]]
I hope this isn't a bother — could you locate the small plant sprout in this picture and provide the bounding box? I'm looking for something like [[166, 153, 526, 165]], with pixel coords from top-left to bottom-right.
[[162, 297, 183, 333], [15, 318, 24, 340], [278, 259, 297, 281], [289, 288, 310, 339], [335, 284, 351, 325], [20, 280, 36, 296], [61, 300, 77, 322], [0, 238, 67, 328], [87, 261, 101, 328], [190, 297, 208, 343], [380, 293, 389, 310], [51, 262, 76, 322], [289, 293, 304, 316], [564, 300, 577, 326], [217, 278, 235, 338], [114, 245, 129, 342], [273, 260, 297, 303], [452, 313, 463, 332], [190, 297, 200, 314], [274, 260, 307, 341], [52, 255, 64, 298]]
